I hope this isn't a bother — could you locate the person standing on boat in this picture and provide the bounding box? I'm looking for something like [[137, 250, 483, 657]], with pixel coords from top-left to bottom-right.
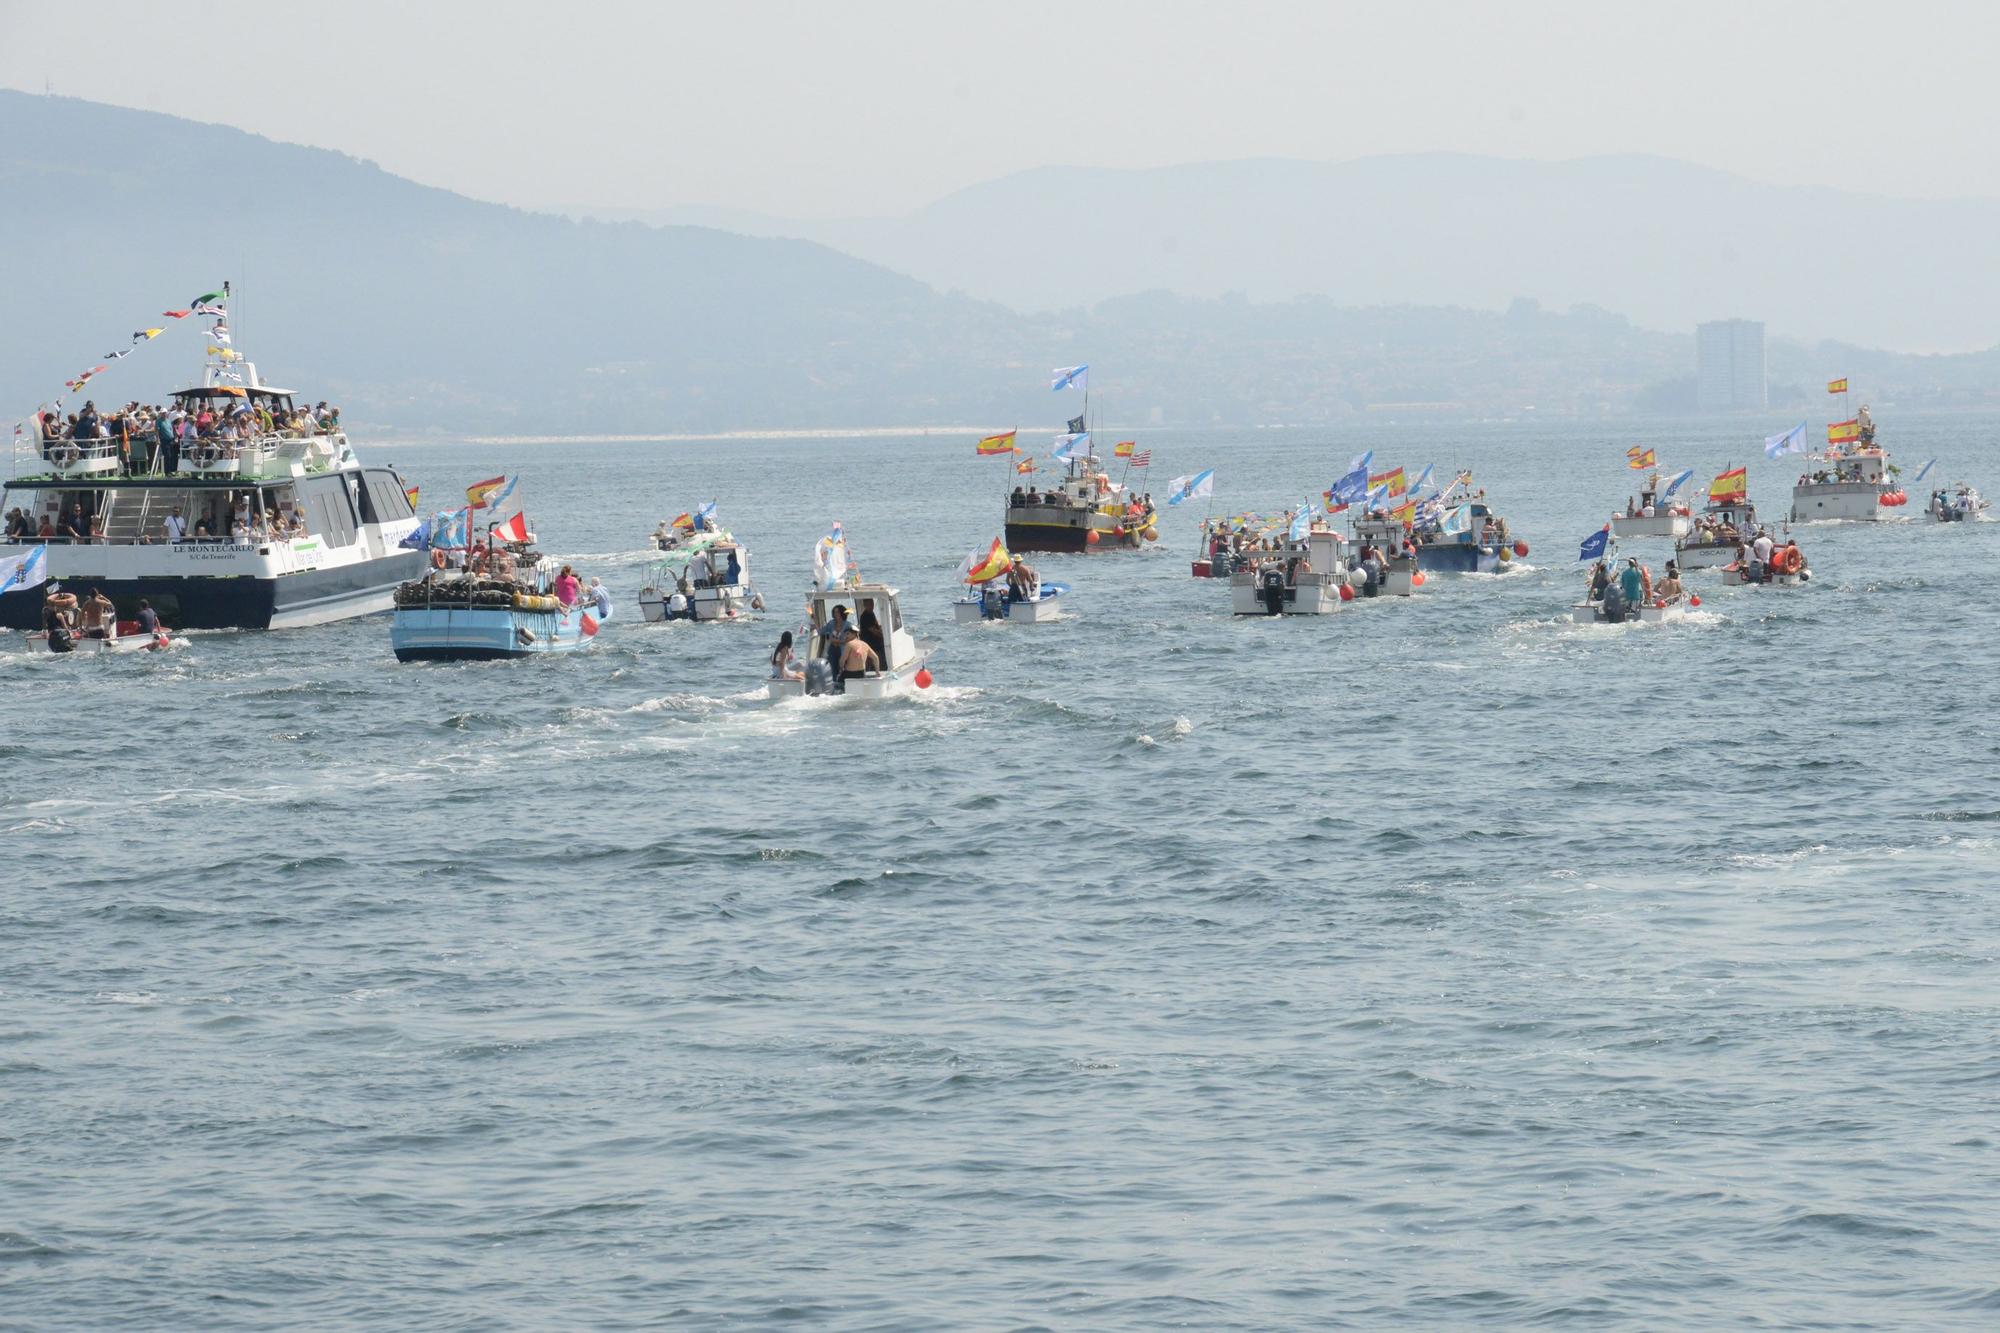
[[1655, 563, 1685, 606], [553, 565, 581, 607], [1587, 560, 1610, 603], [1618, 558, 1643, 606], [838, 627, 880, 681], [819, 604, 851, 664]]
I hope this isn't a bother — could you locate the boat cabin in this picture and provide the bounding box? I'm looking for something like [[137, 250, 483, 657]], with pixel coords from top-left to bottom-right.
[[804, 584, 915, 674], [2, 468, 416, 550]]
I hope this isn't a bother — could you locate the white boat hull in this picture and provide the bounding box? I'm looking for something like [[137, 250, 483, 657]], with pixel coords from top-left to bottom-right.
[[1791, 482, 1887, 522], [1610, 513, 1692, 539], [1571, 601, 1687, 625], [1673, 541, 1738, 571], [24, 629, 170, 654], [1230, 574, 1343, 615], [639, 583, 752, 623], [953, 585, 1064, 622], [767, 664, 923, 701], [1722, 567, 1803, 588]]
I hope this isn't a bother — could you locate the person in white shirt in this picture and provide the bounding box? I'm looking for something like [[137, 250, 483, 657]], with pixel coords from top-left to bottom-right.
[[161, 506, 187, 542], [1751, 531, 1775, 566]]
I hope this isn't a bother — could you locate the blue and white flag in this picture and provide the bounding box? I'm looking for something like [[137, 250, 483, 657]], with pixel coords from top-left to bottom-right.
[[1327, 465, 1369, 507], [484, 475, 520, 512], [1441, 505, 1471, 536], [1763, 421, 1809, 459], [1578, 526, 1611, 562], [1166, 469, 1215, 506], [1914, 458, 1937, 483], [695, 499, 718, 530], [0, 543, 48, 594], [398, 517, 432, 550], [1289, 501, 1319, 541], [1050, 365, 1089, 392], [1409, 463, 1434, 495], [1661, 467, 1696, 499], [1051, 432, 1092, 462], [1348, 449, 1374, 473]]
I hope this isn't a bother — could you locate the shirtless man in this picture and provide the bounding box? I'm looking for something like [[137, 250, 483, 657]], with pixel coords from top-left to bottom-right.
[[838, 627, 880, 680], [79, 587, 115, 638], [1654, 563, 1686, 606]]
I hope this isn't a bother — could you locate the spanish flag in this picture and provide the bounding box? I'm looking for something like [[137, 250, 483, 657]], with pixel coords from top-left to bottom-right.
[[1625, 445, 1648, 461], [1709, 467, 1747, 503], [1827, 378, 1848, 394], [1015, 458, 1036, 474], [1370, 467, 1407, 497], [404, 484, 420, 508], [1113, 440, 1136, 458], [671, 511, 694, 531], [1827, 419, 1860, 444], [961, 537, 1013, 584], [1389, 497, 1418, 524], [1627, 448, 1657, 470], [975, 429, 1018, 456], [465, 475, 506, 508]]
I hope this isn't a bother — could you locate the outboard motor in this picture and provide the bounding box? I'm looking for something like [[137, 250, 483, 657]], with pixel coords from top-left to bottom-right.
[[1260, 567, 1287, 616], [1601, 583, 1627, 624], [1362, 559, 1381, 598], [804, 657, 835, 697]]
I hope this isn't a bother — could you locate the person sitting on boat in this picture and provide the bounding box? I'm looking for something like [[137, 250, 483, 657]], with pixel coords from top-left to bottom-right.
[[838, 627, 881, 682], [135, 598, 160, 638], [553, 564, 581, 608], [770, 630, 805, 681], [1655, 563, 1685, 606]]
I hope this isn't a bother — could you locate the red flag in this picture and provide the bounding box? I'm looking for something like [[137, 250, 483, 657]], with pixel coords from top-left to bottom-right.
[[580, 612, 599, 637], [493, 510, 530, 542], [162, 309, 191, 319]]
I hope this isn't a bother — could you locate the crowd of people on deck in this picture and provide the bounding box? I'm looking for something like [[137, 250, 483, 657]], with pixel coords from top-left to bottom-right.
[[1009, 481, 1154, 524], [1622, 493, 1691, 519], [33, 397, 342, 476], [1686, 510, 1748, 546], [4, 492, 310, 546]]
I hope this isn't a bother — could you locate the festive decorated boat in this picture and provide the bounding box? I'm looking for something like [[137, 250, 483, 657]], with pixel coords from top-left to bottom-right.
[[769, 525, 932, 700], [1000, 369, 1161, 554], [1609, 468, 1694, 539], [0, 285, 423, 630], [952, 537, 1064, 622], [1674, 485, 1762, 571], [1926, 483, 1987, 523], [1791, 407, 1898, 522], [1403, 476, 1525, 574], [1228, 526, 1358, 615], [389, 516, 604, 660], [638, 528, 757, 622]]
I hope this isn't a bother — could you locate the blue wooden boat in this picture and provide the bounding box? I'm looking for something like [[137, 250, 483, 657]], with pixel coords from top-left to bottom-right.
[[390, 556, 604, 661]]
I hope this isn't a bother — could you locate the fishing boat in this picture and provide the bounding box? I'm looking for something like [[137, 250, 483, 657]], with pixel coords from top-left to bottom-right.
[[1926, 483, 1988, 523], [1674, 488, 1762, 572], [1002, 369, 1160, 554], [1790, 406, 1900, 521], [389, 514, 603, 661], [0, 286, 424, 630], [638, 529, 758, 622], [1609, 468, 1694, 539], [1403, 476, 1526, 574], [1229, 526, 1358, 615], [1347, 515, 1423, 597], [1721, 540, 1811, 586], [1193, 514, 1282, 578], [1571, 598, 1687, 626], [769, 525, 931, 699], [952, 537, 1064, 622]]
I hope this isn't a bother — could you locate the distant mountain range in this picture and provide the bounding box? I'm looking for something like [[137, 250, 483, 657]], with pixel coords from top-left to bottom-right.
[[594, 155, 2000, 354], [3, 93, 1996, 435]]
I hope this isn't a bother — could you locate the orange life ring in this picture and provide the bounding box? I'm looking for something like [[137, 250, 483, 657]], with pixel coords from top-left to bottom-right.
[[430, 547, 447, 569], [1775, 546, 1802, 574]]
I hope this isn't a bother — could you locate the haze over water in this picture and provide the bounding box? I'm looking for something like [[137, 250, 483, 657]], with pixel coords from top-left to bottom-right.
[[6, 415, 1999, 1327]]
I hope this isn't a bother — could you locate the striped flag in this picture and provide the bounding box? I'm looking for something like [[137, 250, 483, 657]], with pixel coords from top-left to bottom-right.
[[1127, 450, 1152, 468], [1113, 440, 1136, 458], [975, 429, 1018, 455], [465, 475, 507, 508], [1828, 377, 1849, 394]]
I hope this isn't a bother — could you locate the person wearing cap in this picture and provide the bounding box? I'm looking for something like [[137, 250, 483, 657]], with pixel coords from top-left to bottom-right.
[[1618, 557, 1643, 606]]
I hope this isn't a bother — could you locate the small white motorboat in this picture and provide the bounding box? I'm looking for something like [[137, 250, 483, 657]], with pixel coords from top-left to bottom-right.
[[1609, 471, 1694, 539], [1927, 484, 1988, 523], [27, 617, 172, 654], [954, 581, 1066, 623], [1228, 526, 1359, 614], [1571, 600, 1687, 625], [639, 531, 758, 622], [770, 582, 930, 701]]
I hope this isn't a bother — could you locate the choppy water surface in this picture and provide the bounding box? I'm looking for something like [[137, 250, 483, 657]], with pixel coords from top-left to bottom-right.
[[6, 416, 2000, 1328]]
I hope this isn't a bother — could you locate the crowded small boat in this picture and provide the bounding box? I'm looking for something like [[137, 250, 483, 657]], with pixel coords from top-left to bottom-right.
[[1347, 514, 1423, 597], [952, 538, 1064, 622], [1721, 535, 1811, 586], [1675, 488, 1761, 571], [389, 504, 605, 661], [1574, 555, 1692, 625], [1927, 483, 1987, 523], [1227, 524, 1358, 615], [1404, 476, 1525, 574], [25, 582, 173, 653], [767, 525, 931, 699], [638, 509, 759, 622]]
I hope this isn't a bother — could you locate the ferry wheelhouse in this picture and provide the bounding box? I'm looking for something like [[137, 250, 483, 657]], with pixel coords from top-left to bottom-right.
[[1, 351, 421, 630]]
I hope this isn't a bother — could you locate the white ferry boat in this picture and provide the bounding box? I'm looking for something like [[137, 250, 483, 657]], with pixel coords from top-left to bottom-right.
[[1, 316, 421, 630]]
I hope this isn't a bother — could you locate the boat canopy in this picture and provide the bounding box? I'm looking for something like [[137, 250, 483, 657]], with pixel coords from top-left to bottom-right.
[[172, 384, 297, 403]]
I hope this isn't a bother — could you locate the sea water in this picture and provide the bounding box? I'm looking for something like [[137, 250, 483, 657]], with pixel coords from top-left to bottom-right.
[[5, 416, 1998, 1328]]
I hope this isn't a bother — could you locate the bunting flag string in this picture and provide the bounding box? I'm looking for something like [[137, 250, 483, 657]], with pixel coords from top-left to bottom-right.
[[45, 287, 227, 413]]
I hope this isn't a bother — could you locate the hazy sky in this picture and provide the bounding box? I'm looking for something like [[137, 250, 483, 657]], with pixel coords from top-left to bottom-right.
[[3, 0, 1993, 217]]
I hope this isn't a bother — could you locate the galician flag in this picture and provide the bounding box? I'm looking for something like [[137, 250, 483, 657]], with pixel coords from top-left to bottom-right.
[[1166, 469, 1215, 506], [1050, 365, 1089, 392], [1289, 501, 1319, 541], [0, 544, 48, 594], [1764, 422, 1808, 458], [1051, 433, 1092, 462]]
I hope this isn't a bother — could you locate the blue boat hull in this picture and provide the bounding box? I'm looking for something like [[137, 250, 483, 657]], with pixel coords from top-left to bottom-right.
[[390, 605, 593, 661], [1415, 542, 1500, 574]]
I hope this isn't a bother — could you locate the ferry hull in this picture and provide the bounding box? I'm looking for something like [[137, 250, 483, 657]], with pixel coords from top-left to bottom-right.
[[0, 550, 424, 631], [390, 605, 593, 661]]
